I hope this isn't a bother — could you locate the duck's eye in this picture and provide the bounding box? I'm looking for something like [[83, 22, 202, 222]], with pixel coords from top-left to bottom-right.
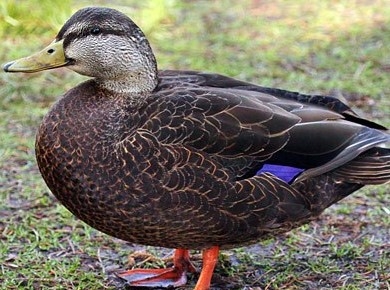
[[90, 27, 101, 36]]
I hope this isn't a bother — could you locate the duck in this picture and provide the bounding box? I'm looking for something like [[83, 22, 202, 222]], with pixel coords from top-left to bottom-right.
[[3, 7, 390, 290]]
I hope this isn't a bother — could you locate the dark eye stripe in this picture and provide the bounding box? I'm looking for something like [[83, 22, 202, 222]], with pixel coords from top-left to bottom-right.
[[62, 27, 128, 49]]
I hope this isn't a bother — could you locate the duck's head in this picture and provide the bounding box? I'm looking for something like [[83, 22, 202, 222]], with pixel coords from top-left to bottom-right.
[[3, 7, 158, 94]]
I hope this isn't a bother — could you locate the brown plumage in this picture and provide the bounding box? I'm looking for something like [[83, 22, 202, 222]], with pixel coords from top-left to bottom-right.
[[3, 7, 389, 290]]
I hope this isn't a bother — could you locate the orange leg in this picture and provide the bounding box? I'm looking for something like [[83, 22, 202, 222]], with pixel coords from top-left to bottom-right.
[[194, 246, 220, 290], [116, 248, 196, 288]]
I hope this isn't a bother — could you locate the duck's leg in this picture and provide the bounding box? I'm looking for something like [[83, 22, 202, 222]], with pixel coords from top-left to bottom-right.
[[194, 246, 220, 290], [117, 248, 196, 288]]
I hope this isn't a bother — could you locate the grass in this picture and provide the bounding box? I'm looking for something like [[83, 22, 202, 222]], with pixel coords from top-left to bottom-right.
[[1, 0, 389, 289]]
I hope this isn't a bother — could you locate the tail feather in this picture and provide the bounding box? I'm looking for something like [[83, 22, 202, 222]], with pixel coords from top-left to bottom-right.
[[331, 147, 390, 185], [294, 128, 390, 182]]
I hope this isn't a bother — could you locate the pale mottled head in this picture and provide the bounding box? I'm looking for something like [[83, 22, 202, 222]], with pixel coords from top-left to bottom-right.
[[4, 7, 158, 94]]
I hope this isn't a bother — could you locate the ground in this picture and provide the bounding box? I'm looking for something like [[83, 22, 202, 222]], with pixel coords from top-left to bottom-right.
[[0, 1, 389, 289]]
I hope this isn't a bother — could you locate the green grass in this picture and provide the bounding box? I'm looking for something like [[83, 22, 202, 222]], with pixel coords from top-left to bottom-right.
[[1, 0, 389, 289]]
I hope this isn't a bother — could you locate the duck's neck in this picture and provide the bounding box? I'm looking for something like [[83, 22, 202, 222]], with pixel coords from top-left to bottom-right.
[[97, 67, 158, 97]]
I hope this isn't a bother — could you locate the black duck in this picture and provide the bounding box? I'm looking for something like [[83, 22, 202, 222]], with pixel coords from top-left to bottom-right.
[[3, 7, 390, 290]]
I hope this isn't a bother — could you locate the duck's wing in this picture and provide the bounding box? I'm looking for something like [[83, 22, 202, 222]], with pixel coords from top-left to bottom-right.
[[148, 82, 389, 181]]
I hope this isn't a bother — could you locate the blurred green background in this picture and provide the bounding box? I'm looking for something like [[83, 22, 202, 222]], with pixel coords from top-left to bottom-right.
[[1, 0, 389, 289]]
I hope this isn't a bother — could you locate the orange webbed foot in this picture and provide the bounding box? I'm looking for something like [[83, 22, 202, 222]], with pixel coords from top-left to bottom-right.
[[117, 248, 196, 288], [117, 267, 188, 287], [117, 246, 220, 289]]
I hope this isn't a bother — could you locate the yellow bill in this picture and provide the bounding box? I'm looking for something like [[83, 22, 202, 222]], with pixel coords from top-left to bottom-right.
[[3, 39, 68, 73]]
